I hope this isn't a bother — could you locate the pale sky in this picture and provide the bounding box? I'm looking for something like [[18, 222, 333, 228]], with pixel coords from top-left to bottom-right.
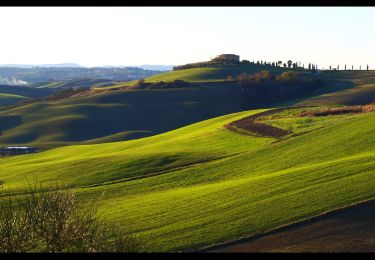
[[0, 7, 374, 69]]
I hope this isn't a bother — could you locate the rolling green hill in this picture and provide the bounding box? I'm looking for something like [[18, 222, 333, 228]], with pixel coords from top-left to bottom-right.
[[296, 70, 375, 106], [1, 107, 375, 251], [33, 79, 119, 89], [0, 82, 244, 149], [105, 67, 375, 109], [106, 64, 290, 89], [0, 84, 56, 106], [0, 93, 28, 106], [1, 65, 375, 150]]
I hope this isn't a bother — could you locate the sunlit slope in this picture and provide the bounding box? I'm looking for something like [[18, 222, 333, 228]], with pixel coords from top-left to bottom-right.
[[33, 79, 118, 89], [1, 109, 375, 251], [297, 70, 375, 106], [3, 68, 375, 148], [0, 84, 243, 149], [0, 110, 267, 188], [146, 64, 289, 82], [0, 93, 28, 106], [108, 67, 375, 108], [0, 85, 54, 106], [145, 66, 237, 82], [108, 64, 289, 89]]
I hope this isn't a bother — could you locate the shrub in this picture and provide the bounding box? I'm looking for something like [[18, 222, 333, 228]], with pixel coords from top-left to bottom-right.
[[237, 70, 323, 108], [300, 104, 375, 117], [0, 185, 149, 253], [276, 71, 300, 82], [237, 70, 272, 86], [135, 79, 145, 88], [0, 198, 39, 252]]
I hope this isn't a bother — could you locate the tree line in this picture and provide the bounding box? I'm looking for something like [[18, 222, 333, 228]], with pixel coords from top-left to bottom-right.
[[237, 70, 324, 108], [325, 64, 370, 71], [174, 57, 371, 72]]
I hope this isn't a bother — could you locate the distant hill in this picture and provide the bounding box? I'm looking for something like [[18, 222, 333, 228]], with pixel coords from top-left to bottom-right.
[[105, 63, 291, 90], [0, 63, 82, 68], [0, 84, 56, 106], [0, 81, 243, 149], [0, 93, 28, 106], [1, 63, 375, 149], [0, 64, 174, 71], [136, 65, 174, 71], [31, 79, 119, 89], [0, 67, 163, 85]]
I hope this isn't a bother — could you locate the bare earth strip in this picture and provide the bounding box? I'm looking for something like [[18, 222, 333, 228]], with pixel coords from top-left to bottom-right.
[[209, 200, 375, 252], [225, 108, 292, 139]]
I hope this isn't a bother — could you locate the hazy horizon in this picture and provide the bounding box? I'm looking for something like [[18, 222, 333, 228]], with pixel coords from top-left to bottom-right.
[[1, 7, 375, 69], [0, 63, 175, 68]]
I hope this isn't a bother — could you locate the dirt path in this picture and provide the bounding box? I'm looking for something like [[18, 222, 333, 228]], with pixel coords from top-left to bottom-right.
[[225, 108, 292, 139], [207, 199, 375, 252]]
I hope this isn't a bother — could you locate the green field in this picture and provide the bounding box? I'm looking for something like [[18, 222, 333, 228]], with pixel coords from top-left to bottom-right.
[[2, 107, 375, 251], [2, 65, 375, 251], [105, 64, 290, 90], [0, 85, 55, 106], [33, 79, 119, 89], [296, 70, 375, 106], [3, 65, 375, 149], [0, 93, 28, 106], [0, 82, 244, 149]]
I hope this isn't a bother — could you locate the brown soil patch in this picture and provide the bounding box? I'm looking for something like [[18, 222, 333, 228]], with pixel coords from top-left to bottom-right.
[[225, 108, 292, 139]]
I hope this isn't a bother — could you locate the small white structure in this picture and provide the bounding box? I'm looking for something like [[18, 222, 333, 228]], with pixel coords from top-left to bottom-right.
[[0, 146, 39, 156]]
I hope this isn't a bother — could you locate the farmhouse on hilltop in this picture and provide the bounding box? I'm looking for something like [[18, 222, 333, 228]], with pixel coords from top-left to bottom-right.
[[211, 54, 240, 63], [173, 53, 241, 71]]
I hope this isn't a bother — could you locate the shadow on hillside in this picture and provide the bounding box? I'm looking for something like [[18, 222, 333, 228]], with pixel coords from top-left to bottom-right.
[[0, 115, 23, 133], [0, 73, 370, 147], [250, 77, 357, 109]]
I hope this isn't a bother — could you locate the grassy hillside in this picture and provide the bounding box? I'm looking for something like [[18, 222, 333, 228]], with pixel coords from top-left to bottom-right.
[[0, 84, 55, 106], [107, 64, 290, 89], [0, 82, 243, 149], [296, 70, 375, 106], [1, 107, 375, 251], [104, 66, 375, 109], [2, 65, 375, 149], [33, 79, 119, 89], [0, 93, 28, 106]]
